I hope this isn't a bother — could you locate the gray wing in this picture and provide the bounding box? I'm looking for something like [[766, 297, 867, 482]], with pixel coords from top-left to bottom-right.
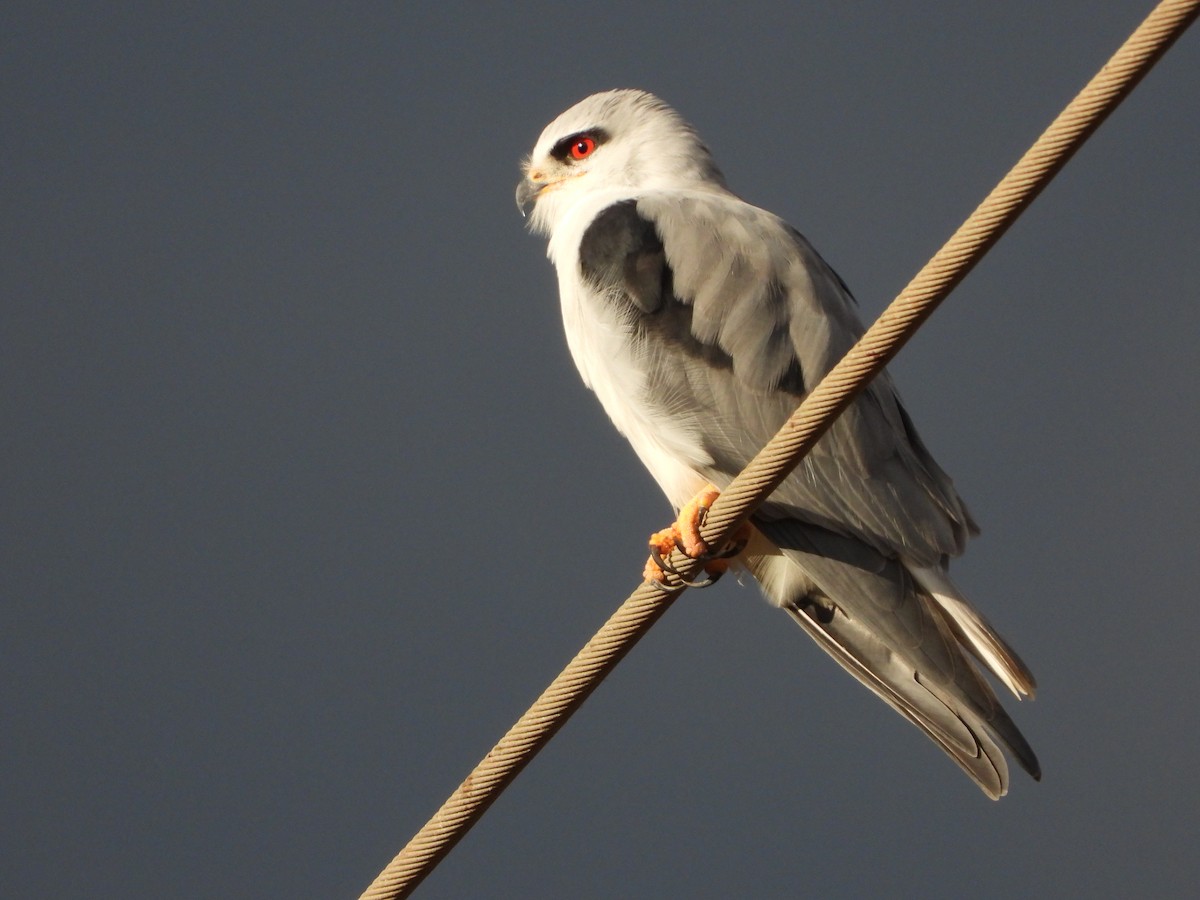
[[578, 193, 974, 566], [577, 194, 1038, 795], [747, 518, 1040, 797]]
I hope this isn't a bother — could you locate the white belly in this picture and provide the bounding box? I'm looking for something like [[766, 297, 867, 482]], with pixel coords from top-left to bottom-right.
[[557, 273, 711, 510], [544, 190, 714, 509]]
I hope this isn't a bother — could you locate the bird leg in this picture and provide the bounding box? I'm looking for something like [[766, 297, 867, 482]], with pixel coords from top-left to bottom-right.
[[643, 485, 750, 586]]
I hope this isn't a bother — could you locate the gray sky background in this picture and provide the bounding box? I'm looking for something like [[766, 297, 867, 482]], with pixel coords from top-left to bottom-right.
[[4, 3, 1198, 897]]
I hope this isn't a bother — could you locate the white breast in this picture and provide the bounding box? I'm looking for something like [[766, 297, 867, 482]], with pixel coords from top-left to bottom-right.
[[548, 195, 712, 510]]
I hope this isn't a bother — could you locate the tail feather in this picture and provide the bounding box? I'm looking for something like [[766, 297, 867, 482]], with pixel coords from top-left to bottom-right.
[[781, 602, 1010, 796], [908, 564, 1037, 698], [745, 518, 1040, 798]]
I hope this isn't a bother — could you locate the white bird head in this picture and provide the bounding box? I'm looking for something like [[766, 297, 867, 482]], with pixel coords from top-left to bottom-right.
[[517, 89, 728, 236]]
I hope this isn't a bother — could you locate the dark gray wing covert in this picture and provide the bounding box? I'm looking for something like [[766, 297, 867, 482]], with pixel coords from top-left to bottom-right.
[[577, 193, 974, 565]]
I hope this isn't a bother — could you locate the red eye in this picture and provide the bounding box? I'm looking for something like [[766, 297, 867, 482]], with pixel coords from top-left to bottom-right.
[[570, 136, 596, 160]]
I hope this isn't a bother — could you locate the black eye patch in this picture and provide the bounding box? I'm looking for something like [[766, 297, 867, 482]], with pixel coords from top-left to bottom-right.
[[550, 128, 610, 161]]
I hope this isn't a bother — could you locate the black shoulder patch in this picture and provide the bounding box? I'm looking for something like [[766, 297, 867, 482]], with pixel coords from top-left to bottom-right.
[[578, 200, 668, 314]]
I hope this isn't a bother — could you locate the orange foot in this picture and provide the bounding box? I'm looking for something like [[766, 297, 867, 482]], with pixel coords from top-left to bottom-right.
[[642, 485, 751, 585]]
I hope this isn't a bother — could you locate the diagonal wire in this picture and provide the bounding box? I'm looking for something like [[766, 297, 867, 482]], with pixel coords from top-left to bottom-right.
[[360, 2, 1198, 897]]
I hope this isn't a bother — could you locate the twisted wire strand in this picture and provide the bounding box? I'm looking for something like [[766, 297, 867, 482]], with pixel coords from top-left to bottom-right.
[[361, 3, 1197, 896], [697, 0, 1200, 547]]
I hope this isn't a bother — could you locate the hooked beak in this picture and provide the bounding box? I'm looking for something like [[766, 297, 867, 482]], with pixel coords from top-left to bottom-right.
[[515, 177, 543, 218], [511, 176, 544, 218]]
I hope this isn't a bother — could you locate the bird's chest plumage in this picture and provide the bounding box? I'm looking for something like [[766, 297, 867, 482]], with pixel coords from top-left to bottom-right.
[[553, 244, 711, 509]]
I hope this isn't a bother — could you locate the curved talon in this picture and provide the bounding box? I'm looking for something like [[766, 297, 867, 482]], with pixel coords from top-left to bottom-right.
[[646, 545, 724, 589], [643, 486, 749, 588], [678, 569, 721, 589], [644, 559, 721, 590], [656, 533, 743, 569], [648, 545, 681, 578]]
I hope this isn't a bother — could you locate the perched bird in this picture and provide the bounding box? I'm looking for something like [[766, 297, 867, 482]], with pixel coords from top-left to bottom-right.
[[516, 89, 1038, 798]]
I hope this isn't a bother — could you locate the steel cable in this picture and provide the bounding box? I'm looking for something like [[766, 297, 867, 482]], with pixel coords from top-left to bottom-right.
[[360, 3, 1198, 896]]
